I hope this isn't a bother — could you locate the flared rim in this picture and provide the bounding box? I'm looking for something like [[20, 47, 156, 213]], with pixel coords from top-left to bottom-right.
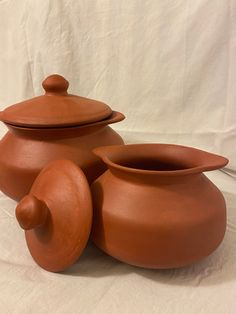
[[93, 143, 229, 177]]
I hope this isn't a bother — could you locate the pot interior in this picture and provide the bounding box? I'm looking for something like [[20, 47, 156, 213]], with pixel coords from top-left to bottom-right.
[[117, 158, 190, 171]]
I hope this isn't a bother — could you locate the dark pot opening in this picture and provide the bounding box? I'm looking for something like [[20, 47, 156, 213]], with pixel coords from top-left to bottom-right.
[[117, 157, 191, 171]]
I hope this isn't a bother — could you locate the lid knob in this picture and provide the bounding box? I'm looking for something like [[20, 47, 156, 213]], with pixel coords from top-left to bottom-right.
[[42, 74, 69, 95], [15, 195, 49, 230]]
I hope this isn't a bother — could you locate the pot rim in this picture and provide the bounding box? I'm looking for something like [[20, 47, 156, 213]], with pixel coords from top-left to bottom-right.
[[93, 143, 229, 177]]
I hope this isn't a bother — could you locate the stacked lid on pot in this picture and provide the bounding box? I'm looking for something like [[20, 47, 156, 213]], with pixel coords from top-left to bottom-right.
[[0, 74, 113, 128], [6, 74, 125, 272]]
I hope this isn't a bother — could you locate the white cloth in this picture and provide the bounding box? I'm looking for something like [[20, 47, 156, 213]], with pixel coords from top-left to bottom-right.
[[0, 1, 236, 313], [0, 172, 236, 314]]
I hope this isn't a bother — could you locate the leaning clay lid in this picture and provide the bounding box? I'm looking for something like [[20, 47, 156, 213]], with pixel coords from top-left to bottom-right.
[[0, 74, 112, 128], [15, 159, 92, 272]]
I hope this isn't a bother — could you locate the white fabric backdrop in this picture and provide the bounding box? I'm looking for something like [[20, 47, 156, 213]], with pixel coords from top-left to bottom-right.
[[0, 0, 235, 169], [0, 1, 236, 313]]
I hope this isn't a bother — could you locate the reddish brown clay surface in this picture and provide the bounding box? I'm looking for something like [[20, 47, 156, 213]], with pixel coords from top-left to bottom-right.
[[0, 75, 125, 201], [91, 144, 229, 269], [0, 74, 112, 128], [15, 160, 92, 272]]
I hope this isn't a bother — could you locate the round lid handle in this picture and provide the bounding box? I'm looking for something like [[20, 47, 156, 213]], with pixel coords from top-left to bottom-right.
[[15, 195, 49, 230], [42, 74, 69, 95]]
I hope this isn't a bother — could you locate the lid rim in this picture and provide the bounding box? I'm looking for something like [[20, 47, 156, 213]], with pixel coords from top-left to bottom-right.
[[3, 111, 124, 129], [2, 111, 115, 128]]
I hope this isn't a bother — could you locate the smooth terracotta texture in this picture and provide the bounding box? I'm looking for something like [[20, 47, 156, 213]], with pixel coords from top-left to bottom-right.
[[0, 74, 112, 127], [0, 75, 125, 201], [91, 144, 228, 269], [16, 160, 92, 272]]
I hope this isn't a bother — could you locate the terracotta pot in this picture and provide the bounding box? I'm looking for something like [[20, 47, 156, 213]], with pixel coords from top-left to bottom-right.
[[91, 144, 228, 269], [0, 75, 125, 201]]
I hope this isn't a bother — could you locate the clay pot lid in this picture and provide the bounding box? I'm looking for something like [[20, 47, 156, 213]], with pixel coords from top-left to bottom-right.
[[15, 159, 92, 272], [1, 74, 112, 128]]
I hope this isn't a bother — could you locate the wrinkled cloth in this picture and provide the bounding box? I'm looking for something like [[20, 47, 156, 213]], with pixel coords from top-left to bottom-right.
[[0, 0, 236, 170], [0, 0, 236, 313]]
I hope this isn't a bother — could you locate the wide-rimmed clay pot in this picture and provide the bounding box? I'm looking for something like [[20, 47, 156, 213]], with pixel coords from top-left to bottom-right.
[[91, 143, 228, 269], [0, 74, 125, 201]]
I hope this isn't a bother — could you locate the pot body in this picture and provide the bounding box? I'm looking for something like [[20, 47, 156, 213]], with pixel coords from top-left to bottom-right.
[[91, 170, 226, 268], [0, 125, 124, 201]]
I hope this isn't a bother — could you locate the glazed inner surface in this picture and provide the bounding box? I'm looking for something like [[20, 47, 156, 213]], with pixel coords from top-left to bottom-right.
[[116, 157, 193, 171]]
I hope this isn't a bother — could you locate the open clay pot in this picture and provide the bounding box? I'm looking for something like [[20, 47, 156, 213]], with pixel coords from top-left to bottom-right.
[[0, 74, 125, 201], [91, 144, 229, 269]]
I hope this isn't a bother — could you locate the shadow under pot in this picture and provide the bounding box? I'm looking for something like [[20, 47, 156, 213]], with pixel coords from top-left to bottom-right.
[[0, 74, 125, 201], [91, 143, 229, 269]]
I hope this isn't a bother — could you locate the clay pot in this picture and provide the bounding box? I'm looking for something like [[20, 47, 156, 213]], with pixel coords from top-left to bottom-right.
[[0, 74, 125, 201], [91, 144, 228, 269]]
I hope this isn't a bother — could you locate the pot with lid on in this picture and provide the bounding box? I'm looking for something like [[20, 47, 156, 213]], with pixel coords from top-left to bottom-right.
[[0, 74, 125, 201]]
